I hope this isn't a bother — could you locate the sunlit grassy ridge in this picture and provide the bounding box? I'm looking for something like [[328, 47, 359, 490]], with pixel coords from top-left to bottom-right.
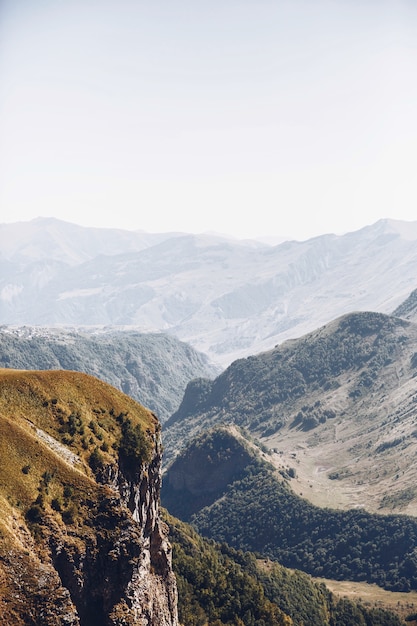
[[0, 367, 156, 466], [0, 368, 160, 623], [0, 367, 156, 435], [0, 368, 157, 538]]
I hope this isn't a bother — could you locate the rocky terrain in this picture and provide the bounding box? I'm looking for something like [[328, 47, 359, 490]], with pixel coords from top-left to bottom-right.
[[0, 368, 178, 625]]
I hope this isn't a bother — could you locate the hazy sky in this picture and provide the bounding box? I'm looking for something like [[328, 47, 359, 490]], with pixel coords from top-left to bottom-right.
[[1, 0, 416, 241]]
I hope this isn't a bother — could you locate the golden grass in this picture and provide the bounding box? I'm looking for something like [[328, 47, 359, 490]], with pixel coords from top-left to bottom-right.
[[0, 367, 156, 432], [314, 576, 417, 622], [0, 368, 158, 541], [0, 367, 158, 475], [0, 367, 162, 620]]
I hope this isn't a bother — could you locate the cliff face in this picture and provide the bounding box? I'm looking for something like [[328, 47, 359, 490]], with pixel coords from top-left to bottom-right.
[[46, 439, 179, 626], [0, 368, 178, 626]]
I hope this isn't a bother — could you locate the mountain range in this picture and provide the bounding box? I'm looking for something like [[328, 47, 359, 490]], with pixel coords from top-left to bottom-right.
[[4, 216, 417, 623], [0, 367, 406, 626], [3, 217, 417, 367]]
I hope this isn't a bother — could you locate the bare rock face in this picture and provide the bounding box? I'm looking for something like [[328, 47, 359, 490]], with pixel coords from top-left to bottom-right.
[[45, 437, 179, 626], [103, 435, 179, 626]]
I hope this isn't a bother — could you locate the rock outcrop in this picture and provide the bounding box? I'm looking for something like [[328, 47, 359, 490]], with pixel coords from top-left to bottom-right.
[[0, 368, 178, 625]]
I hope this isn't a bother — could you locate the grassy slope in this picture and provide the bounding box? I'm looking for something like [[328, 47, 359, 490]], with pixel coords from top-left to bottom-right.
[[0, 368, 158, 623]]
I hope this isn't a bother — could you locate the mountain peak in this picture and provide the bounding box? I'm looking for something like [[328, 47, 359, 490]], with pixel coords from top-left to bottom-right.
[[367, 218, 417, 240]]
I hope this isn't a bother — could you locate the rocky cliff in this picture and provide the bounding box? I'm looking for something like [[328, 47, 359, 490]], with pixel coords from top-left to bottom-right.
[[0, 368, 178, 625]]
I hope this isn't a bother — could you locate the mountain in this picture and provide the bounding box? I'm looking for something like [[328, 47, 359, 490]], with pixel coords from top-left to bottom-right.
[[0, 367, 178, 625], [162, 424, 417, 594], [163, 311, 417, 516], [0, 326, 219, 422], [2, 218, 417, 367], [393, 288, 417, 322], [0, 367, 404, 625], [0, 217, 183, 266]]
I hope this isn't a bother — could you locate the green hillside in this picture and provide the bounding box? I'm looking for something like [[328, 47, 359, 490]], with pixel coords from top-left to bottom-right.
[[165, 510, 405, 626], [163, 312, 417, 516], [162, 425, 417, 593]]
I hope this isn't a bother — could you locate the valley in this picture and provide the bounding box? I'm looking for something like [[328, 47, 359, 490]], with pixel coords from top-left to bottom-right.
[[163, 310, 417, 518], [4, 218, 417, 623], [265, 369, 417, 516]]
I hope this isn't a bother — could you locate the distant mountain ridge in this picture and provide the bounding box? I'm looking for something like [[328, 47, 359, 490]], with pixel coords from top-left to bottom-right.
[[0, 326, 219, 422], [0, 217, 184, 265], [2, 217, 417, 366]]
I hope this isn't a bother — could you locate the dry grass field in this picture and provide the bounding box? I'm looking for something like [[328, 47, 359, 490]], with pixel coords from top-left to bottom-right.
[[314, 576, 417, 623]]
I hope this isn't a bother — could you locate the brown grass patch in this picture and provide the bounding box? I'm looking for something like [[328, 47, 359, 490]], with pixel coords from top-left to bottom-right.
[[314, 576, 417, 622]]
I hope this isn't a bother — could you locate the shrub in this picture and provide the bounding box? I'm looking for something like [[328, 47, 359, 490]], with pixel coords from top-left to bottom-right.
[[51, 497, 62, 512], [26, 503, 43, 523], [62, 504, 76, 525], [119, 418, 152, 474], [89, 446, 104, 472]]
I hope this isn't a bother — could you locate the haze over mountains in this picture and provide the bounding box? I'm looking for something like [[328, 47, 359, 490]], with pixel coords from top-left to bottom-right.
[[3, 217, 417, 623], [2, 217, 417, 367]]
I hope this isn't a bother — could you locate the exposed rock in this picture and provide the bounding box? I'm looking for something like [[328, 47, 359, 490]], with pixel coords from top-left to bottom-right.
[[0, 368, 178, 625]]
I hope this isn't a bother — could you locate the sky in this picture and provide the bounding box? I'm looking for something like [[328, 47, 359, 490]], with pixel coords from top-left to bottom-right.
[[1, 0, 416, 242]]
